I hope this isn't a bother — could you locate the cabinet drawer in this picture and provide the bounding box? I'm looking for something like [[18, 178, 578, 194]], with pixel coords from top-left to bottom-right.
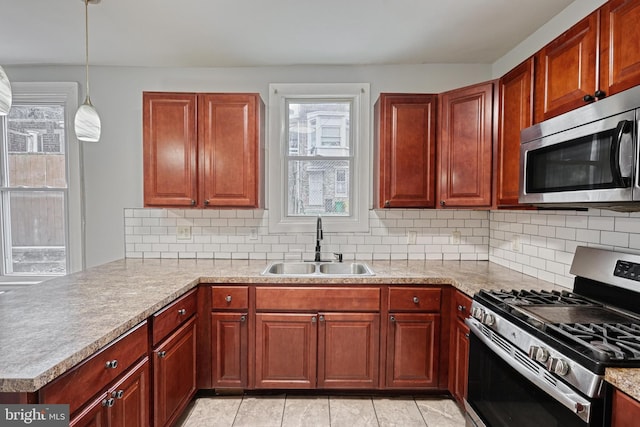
[[388, 288, 441, 312], [453, 290, 472, 321], [152, 289, 197, 345], [212, 286, 249, 310], [40, 321, 148, 415], [256, 287, 380, 311]]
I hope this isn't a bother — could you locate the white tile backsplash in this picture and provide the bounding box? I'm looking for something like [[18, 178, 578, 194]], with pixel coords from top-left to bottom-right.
[[489, 209, 640, 287], [124, 207, 640, 287], [124, 208, 490, 261]]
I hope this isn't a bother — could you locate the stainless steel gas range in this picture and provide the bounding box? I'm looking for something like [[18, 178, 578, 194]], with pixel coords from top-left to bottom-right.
[[465, 246, 640, 427]]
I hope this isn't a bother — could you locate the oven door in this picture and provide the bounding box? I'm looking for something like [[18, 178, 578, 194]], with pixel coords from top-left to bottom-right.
[[519, 109, 637, 205], [465, 328, 608, 427]]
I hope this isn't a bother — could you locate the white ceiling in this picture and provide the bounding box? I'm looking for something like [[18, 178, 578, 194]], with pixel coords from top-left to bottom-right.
[[1, 0, 575, 68]]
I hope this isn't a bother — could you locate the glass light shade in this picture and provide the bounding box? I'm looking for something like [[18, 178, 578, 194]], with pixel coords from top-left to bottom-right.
[[0, 66, 12, 116], [74, 97, 101, 142]]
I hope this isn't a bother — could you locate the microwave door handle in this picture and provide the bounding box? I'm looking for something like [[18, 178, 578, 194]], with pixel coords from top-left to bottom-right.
[[610, 120, 632, 186]]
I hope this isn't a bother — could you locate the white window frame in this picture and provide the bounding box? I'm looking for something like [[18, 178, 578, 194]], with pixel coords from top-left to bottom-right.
[[0, 82, 84, 285], [268, 83, 370, 233]]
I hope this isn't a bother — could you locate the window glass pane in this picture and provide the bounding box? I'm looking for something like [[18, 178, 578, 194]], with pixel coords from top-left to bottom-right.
[[6, 105, 67, 188], [287, 101, 351, 156], [287, 159, 350, 216], [7, 191, 66, 275]]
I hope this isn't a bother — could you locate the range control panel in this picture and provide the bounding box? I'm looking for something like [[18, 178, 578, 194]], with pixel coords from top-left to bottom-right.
[[614, 260, 640, 282]]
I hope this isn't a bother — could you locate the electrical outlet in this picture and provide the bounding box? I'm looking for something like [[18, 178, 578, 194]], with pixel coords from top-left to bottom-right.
[[176, 225, 191, 240], [407, 231, 417, 244], [511, 235, 521, 252], [249, 228, 258, 240], [451, 231, 461, 244]]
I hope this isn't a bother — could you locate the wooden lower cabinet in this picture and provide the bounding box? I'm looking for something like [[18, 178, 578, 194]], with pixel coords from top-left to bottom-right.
[[386, 313, 440, 388], [611, 389, 640, 427], [70, 358, 149, 427], [318, 312, 380, 389], [153, 317, 197, 427], [254, 311, 380, 389], [449, 291, 472, 405], [211, 312, 248, 388], [255, 313, 318, 389]]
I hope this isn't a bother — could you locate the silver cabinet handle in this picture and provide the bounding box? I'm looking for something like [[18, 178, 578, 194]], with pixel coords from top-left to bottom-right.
[[319, 315, 325, 322], [311, 316, 317, 323], [240, 315, 246, 322], [190, 199, 196, 206], [225, 295, 232, 303], [457, 304, 465, 312], [413, 296, 420, 304], [102, 398, 115, 407], [178, 308, 186, 315], [158, 351, 166, 358], [112, 390, 124, 399], [390, 315, 396, 322], [105, 360, 118, 369]]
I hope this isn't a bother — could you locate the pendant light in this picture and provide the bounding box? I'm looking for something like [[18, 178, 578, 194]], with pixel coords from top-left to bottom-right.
[[74, 0, 101, 142], [0, 66, 12, 116]]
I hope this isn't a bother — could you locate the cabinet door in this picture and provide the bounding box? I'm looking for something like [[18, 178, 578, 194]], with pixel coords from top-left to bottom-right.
[[600, 0, 640, 97], [255, 313, 317, 389], [386, 313, 440, 388], [375, 94, 437, 208], [108, 358, 149, 427], [70, 394, 107, 427], [199, 94, 262, 208], [534, 12, 599, 122], [438, 82, 494, 208], [143, 92, 198, 207], [449, 318, 470, 404], [497, 59, 533, 207], [153, 317, 197, 427], [317, 312, 379, 389], [211, 312, 248, 388], [611, 389, 640, 427]]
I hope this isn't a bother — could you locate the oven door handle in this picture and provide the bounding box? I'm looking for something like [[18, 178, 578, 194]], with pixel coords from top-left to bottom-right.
[[466, 318, 592, 423]]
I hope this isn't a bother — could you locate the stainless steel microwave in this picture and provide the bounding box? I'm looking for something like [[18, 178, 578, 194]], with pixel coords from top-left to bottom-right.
[[520, 85, 640, 211]]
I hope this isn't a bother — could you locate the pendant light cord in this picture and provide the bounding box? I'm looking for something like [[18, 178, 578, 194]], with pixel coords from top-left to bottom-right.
[[84, 0, 90, 100]]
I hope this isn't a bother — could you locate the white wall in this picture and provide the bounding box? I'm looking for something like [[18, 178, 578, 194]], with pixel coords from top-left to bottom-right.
[[5, 63, 492, 268]]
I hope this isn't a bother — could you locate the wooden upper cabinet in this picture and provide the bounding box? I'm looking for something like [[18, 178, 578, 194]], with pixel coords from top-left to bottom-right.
[[600, 0, 640, 97], [496, 58, 534, 207], [143, 93, 198, 207], [143, 92, 263, 208], [374, 94, 437, 208], [199, 94, 263, 208], [535, 2, 640, 122], [438, 82, 494, 208], [534, 12, 600, 122]]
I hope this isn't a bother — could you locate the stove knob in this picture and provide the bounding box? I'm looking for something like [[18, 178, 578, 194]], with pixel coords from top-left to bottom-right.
[[483, 313, 495, 326], [528, 346, 549, 363], [472, 307, 485, 321], [547, 357, 570, 376]]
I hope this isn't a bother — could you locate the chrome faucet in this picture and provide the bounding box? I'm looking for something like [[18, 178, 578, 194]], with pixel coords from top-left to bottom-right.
[[315, 215, 323, 261]]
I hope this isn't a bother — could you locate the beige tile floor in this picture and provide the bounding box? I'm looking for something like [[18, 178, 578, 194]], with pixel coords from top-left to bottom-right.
[[176, 394, 466, 427]]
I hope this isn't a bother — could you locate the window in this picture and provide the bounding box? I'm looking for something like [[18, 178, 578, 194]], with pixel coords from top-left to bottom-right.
[[268, 83, 370, 233], [0, 83, 83, 282]]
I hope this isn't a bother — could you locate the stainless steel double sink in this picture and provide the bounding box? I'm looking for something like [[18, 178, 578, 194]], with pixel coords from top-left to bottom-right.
[[262, 261, 375, 277]]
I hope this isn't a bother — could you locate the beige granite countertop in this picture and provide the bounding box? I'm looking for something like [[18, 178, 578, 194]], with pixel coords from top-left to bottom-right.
[[0, 258, 568, 393], [605, 369, 640, 401]]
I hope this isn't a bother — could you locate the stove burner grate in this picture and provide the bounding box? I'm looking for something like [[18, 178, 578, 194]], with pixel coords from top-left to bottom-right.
[[486, 289, 594, 306], [549, 323, 640, 362]]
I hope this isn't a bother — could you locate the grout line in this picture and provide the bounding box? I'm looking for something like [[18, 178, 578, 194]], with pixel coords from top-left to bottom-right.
[[370, 396, 380, 427], [413, 396, 429, 427]]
